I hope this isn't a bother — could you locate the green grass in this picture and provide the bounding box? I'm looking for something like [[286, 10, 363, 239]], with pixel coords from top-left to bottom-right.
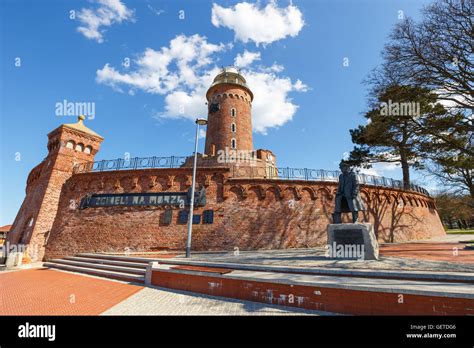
[[446, 229, 474, 234]]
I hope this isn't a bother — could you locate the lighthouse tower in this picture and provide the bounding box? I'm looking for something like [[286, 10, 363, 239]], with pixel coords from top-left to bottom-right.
[[205, 67, 254, 156], [185, 66, 278, 175], [182, 67, 277, 175]]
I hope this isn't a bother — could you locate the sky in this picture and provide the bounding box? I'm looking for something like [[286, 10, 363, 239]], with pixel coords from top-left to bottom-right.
[[0, 0, 434, 226]]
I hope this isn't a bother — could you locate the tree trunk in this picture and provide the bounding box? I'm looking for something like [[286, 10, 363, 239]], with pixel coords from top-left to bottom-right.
[[448, 218, 453, 229], [399, 150, 410, 190]]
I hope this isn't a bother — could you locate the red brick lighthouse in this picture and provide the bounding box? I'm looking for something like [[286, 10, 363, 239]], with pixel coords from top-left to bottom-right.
[[205, 67, 254, 156], [196, 67, 277, 173]]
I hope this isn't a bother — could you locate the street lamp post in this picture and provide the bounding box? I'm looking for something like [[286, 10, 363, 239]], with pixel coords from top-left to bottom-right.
[[185, 118, 207, 258]]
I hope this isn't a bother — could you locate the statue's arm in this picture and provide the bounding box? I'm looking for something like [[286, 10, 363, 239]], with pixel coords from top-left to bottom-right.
[[336, 175, 343, 195], [351, 173, 360, 197]]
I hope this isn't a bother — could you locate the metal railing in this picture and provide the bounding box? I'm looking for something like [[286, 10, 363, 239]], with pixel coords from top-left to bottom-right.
[[72, 156, 430, 196], [73, 156, 189, 173], [230, 166, 429, 196]]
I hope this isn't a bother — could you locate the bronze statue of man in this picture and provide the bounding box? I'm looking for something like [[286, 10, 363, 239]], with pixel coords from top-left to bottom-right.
[[333, 161, 365, 223]]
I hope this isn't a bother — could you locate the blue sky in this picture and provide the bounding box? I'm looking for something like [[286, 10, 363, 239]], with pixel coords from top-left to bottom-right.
[[0, 0, 433, 225]]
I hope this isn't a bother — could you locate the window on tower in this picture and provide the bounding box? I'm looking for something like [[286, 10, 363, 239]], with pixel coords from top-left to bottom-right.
[[209, 102, 220, 113], [231, 138, 236, 149], [230, 108, 236, 117], [231, 123, 236, 132]]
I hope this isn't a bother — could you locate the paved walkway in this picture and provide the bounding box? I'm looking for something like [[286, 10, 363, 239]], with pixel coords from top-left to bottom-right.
[[103, 286, 331, 315], [0, 268, 328, 315], [380, 242, 474, 264], [427, 233, 474, 243], [0, 269, 142, 315], [180, 242, 474, 273]]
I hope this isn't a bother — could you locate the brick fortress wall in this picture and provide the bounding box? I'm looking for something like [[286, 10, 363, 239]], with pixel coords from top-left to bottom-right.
[[44, 167, 445, 259], [6, 119, 102, 262]]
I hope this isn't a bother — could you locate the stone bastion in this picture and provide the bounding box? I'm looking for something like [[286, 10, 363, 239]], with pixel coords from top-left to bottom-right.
[[44, 166, 445, 259]]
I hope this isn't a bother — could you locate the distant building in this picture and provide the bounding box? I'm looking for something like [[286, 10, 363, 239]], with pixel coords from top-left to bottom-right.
[[0, 224, 11, 246]]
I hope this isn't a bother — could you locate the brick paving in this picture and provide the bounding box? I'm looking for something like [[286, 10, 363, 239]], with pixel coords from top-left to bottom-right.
[[2, 237, 473, 316], [0, 268, 333, 315], [0, 268, 143, 315], [102, 286, 333, 316], [380, 242, 474, 264]]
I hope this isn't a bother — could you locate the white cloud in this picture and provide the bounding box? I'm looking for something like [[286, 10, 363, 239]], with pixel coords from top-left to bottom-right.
[[357, 162, 400, 177], [340, 151, 400, 176], [358, 167, 379, 176], [244, 69, 305, 133], [434, 89, 471, 110], [96, 34, 307, 133], [77, 0, 135, 43], [234, 50, 261, 67], [97, 35, 226, 121], [147, 4, 164, 16], [293, 79, 308, 92], [211, 1, 304, 46], [96, 35, 225, 96]]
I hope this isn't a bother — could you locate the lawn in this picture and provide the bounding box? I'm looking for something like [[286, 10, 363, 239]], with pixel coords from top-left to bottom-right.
[[446, 229, 474, 234]]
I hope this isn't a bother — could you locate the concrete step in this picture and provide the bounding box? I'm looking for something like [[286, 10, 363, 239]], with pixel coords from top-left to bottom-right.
[[50, 259, 146, 275], [149, 263, 474, 315], [155, 258, 474, 284], [77, 253, 157, 264], [44, 262, 145, 283], [63, 256, 148, 269]]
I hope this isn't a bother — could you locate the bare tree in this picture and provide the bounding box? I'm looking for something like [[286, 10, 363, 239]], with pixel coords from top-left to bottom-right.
[[366, 0, 473, 156]]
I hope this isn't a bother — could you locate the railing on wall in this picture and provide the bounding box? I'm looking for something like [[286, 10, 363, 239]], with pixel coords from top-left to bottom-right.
[[72, 156, 430, 196], [231, 166, 430, 196], [73, 156, 189, 173]]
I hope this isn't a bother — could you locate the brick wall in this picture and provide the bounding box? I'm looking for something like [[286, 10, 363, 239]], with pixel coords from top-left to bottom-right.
[[7, 124, 102, 262], [43, 167, 445, 260]]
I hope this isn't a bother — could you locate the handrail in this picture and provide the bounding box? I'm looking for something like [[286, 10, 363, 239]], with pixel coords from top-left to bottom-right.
[[72, 156, 430, 196]]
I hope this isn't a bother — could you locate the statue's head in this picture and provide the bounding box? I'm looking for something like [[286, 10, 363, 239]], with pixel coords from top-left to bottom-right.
[[339, 161, 351, 174]]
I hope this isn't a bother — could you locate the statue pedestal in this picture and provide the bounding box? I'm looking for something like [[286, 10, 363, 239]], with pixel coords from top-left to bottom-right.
[[327, 223, 379, 260]]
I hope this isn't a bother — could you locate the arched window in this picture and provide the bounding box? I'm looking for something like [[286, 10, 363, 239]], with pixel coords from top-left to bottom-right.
[[84, 146, 92, 154], [230, 108, 236, 117], [231, 123, 236, 132], [231, 138, 236, 149], [75, 143, 84, 152], [66, 140, 75, 149]]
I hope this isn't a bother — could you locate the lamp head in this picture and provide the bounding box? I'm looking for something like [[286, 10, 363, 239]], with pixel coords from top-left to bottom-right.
[[196, 118, 208, 126]]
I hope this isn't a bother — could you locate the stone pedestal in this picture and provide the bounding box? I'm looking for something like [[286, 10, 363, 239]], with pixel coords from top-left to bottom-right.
[[327, 223, 379, 260]]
